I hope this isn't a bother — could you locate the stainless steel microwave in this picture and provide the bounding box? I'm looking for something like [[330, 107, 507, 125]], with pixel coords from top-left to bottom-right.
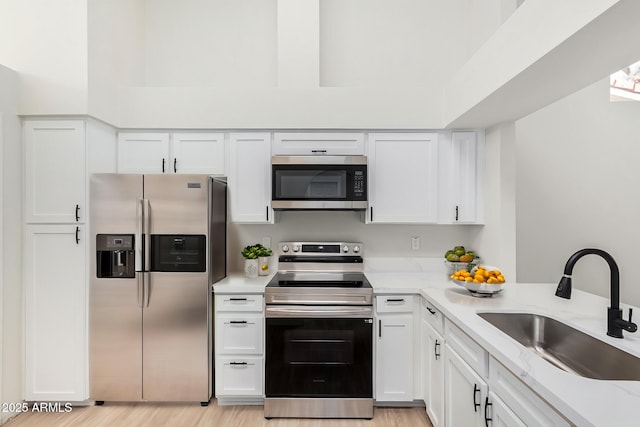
[[271, 156, 367, 210]]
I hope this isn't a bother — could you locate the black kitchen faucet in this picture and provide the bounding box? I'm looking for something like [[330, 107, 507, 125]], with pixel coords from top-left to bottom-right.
[[555, 248, 638, 338]]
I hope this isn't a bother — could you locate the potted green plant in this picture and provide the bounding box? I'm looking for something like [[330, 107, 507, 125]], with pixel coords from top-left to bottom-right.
[[241, 244, 273, 277]]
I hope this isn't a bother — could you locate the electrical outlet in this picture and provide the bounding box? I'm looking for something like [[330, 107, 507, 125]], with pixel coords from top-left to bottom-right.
[[262, 236, 272, 248], [411, 236, 420, 250]]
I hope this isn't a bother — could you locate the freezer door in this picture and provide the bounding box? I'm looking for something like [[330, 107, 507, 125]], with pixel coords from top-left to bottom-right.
[[142, 272, 210, 401], [89, 174, 144, 401], [143, 174, 209, 236]]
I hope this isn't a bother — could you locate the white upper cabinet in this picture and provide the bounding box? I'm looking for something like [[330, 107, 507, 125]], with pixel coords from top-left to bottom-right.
[[228, 132, 273, 223], [24, 120, 86, 224], [117, 132, 224, 174], [442, 131, 480, 224], [171, 132, 224, 174], [273, 132, 365, 155], [367, 133, 438, 223], [117, 133, 170, 173]]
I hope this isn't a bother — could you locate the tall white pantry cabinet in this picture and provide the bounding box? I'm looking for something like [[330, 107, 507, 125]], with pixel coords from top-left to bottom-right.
[[23, 120, 88, 401]]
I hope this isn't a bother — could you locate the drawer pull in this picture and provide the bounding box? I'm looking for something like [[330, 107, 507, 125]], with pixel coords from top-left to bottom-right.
[[229, 298, 248, 302], [427, 307, 436, 315], [386, 298, 405, 303], [229, 320, 248, 324], [230, 361, 247, 366]]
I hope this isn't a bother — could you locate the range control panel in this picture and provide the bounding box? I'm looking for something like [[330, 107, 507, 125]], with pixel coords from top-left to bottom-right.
[[278, 242, 363, 256]]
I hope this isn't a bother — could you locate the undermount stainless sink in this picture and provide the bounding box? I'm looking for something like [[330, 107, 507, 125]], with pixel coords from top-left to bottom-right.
[[478, 312, 640, 381]]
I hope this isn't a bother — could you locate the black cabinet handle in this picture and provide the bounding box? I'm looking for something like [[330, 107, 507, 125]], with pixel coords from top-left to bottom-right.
[[484, 396, 493, 427], [162, 158, 165, 173], [173, 158, 177, 173], [386, 298, 405, 303], [370, 206, 373, 221], [229, 320, 248, 324], [455, 205, 459, 221], [378, 319, 382, 338], [473, 384, 481, 412], [230, 361, 247, 366], [75, 204, 80, 222], [427, 307, 436, 315], [229, 298, 247, 301], [266, 206, 269, 222], [75, 226, 80, 244], [434, 339, 440, 360], [311, 149, 327, 153]]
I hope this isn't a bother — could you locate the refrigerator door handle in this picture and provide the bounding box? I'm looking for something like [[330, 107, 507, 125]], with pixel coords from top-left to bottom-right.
[[135, 198, 144, 272], [143, 272, 150, 308], [143, 198, 151, 272], [137, 273, 144, 308]]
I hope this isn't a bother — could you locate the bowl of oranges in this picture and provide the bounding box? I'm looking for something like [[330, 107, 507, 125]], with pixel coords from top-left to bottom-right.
[[450, 265, 506, 297]]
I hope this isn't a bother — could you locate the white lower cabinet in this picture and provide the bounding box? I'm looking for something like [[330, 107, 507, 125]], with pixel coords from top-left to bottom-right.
[[444, 345, 488, 427], [422, 314, 445, 427], [375, 295, 414, 402], [24, 224, 87, 401], [214, 293, 264, 402], [487, 391, 526, 427], [488, 357, 569, 427]]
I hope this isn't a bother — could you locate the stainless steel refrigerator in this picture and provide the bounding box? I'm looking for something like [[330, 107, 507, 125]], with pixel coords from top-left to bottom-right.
[[89, 174, 226, 405]]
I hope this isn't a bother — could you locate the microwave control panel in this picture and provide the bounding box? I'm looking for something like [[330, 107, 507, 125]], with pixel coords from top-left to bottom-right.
[[353, 170, 365, 196]]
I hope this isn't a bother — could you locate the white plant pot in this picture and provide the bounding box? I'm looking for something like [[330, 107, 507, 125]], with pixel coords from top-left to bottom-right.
[[244, 258, 259, 278]]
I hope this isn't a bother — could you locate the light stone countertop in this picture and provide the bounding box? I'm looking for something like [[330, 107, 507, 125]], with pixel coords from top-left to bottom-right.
[[212, 258, 640, 426]]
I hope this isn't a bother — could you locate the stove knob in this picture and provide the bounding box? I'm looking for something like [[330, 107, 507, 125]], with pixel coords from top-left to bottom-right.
[[342, 245, 350, 253], [293, 244, 300, 252], [282, 245, 289, 253], [353, 245, 360, 254]]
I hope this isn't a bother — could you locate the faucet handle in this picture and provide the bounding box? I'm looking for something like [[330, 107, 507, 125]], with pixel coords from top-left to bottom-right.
[[628, 308, 638, 333], [629, 308, 634, 324]]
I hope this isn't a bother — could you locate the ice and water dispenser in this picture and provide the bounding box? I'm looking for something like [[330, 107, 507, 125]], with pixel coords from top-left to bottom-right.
[[96, 234, 135, 278]]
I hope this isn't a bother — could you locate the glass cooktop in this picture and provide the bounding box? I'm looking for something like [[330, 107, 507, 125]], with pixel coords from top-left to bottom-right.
[[266, 272, 371, 288]]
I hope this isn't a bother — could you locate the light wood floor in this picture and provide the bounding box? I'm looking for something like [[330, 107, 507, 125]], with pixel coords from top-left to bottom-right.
[[4, 401, 433, 427]]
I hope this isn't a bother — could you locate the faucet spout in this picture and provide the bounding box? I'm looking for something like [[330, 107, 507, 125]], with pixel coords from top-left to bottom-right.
[[556, 248, 636, 338]]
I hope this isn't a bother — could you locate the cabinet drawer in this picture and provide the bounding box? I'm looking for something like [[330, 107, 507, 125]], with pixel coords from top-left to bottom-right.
[[215, 314, 263, 355], [489, 357, 569, 427], [215, 294, 264, 312], [376, 295, 414, 313], [215, 356, 263, 397], [444, 319, 488, 378], [421, 297, 444, 335]]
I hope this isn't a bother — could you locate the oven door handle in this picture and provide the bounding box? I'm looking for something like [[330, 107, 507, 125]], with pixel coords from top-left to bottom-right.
[[266, 305, 373, 318]]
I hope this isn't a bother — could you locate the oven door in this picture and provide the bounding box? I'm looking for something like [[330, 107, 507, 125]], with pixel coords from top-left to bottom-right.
[[265, 305, 373, 398], [271, 156, 367, 210]]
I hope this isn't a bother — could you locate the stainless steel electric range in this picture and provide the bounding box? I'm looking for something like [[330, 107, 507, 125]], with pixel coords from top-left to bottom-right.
[[264, 242, 373, 419]]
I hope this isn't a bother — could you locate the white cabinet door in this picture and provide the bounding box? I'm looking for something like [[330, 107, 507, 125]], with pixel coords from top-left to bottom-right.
[[24, 120, 86, 223], [117, 132, 170, 173], [367, 133, 438, 223], [171, 132, 225, 174], [24, 224, 86, 401], [423, 320, 445, 427], [273, 132, 365, 155], [449, 131, 478, 223], [444, 345, 488, 427], [228, 133, 273, 223], [376, 313, 413, 402], [487, 391, 527, 427]]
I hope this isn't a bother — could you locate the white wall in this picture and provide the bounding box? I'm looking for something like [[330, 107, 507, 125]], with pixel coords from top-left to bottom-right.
[[88, 0, 145, 125], [0, 0, 88, 115], [0, 64, 23, 424], [516, 78, 640, 307]]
